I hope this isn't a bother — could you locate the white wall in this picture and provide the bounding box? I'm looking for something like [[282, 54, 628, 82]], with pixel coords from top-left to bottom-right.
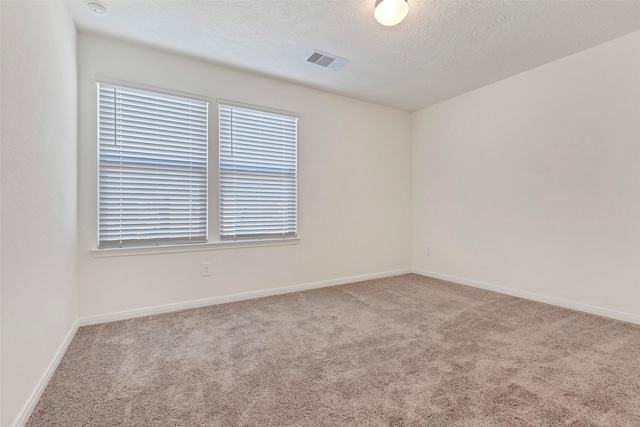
[[0, 2, 78, 426], [77, 35, 412, 318], [6, 13, 636, 426], [412, 30, 640, 319]]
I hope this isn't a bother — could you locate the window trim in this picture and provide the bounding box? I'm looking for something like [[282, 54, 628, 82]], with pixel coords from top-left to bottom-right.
[[95, 77, 211, 103], [217, 99, 300, 120], [90, 237, 300, 258]]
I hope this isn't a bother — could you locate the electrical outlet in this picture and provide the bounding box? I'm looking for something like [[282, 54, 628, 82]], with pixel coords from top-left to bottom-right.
[[201, 262, 211, 276], [425, 246, 431, 256]]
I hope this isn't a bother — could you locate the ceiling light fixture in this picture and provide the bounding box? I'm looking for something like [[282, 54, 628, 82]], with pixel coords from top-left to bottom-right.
[[87, 1, 108, 15], [374, 0, 409, 26]]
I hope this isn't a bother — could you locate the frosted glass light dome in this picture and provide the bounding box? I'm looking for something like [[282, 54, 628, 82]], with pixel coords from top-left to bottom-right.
[[374, 0, 409, 27]]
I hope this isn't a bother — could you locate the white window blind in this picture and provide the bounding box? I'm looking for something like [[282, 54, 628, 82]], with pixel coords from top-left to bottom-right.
[[219, 102, 297, 240], [98, 83, 208, 249]]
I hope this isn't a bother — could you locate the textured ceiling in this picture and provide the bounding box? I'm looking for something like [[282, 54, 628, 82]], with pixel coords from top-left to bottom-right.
[[67, 0, 640, 112]]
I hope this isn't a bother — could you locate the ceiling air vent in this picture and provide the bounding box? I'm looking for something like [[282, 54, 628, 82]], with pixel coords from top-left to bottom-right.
[[306, 50, 350, 71]]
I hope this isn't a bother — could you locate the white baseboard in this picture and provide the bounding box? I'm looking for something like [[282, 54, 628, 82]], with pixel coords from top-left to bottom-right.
[[412, 268, 640, 325], [12, 320, 80, 427], [79, 268, 412, 326]]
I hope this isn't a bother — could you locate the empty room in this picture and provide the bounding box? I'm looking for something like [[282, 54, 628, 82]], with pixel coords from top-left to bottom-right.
[[2, 0, 640, 425]]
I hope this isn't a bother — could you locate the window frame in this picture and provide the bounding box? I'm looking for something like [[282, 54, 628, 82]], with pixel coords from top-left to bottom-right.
[[217, 99, 299, 242], [91, 82, 302, 257], [95, 80, 210, 250]]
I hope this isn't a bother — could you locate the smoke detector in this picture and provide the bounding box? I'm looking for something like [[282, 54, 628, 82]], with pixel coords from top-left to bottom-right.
[[306, 50, 350, 71], [87, 2, 108, 15]]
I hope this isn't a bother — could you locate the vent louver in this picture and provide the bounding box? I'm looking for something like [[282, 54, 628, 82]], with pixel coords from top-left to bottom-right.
[[306, 50, 349, 71]]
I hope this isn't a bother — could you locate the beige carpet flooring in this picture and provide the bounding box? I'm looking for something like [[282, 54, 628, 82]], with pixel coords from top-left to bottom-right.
[[27, 274, 640, 426]]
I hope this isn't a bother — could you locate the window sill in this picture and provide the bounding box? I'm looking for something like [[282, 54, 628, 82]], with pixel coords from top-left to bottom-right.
[[90, 237, 300, 258]]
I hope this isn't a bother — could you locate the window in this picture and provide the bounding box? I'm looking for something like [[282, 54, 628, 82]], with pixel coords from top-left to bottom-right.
[[219, 101, 298, 240], [97, 83, 208, 249]]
